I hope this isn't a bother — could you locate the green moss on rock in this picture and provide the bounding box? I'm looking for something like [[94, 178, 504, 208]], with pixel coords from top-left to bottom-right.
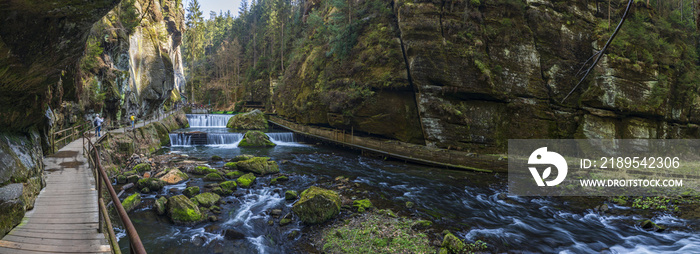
[[167, 195, 204, 224], [226, 110, 268, 129], [192, 192, 221, 208], [203, 173, 224, 181], [155, 196, 167, 215], [220, 181, 237, 191], [183, 186, 200, 198], [292, 186, 341, 224], [353, 199, 372, 213], [442, 233, 465, 253], [122, 193, 141, 212], [238, 131, 276, 147], [236, 173, 256, 188], [231, 154, 255, 162], [133, 163, 151, 173], [123, 170, 137, 176], [237, 157, 280, 175], [285, 190, 298, 200], [270, 175, 288, 184], [224, 162, 238, 170], [137, 178, 165, 191], [193, 166, 218, 175], [225, 170, 244, 179]]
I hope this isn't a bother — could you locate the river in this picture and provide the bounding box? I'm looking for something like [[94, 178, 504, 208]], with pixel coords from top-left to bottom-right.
[[116, 115, 700, 253]]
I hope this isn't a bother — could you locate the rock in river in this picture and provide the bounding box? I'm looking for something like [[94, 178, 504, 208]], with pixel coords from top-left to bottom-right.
[[291, 186, 341, 224]]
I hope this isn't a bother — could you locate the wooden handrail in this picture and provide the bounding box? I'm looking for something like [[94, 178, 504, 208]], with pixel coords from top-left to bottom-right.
[[83, 133, 146, 254]]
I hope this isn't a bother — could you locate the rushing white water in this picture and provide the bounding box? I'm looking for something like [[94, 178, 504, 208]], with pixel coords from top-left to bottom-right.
[[186, 114, 234, 128], [266, 132, 306, 147], [170, 133, 243, 147]]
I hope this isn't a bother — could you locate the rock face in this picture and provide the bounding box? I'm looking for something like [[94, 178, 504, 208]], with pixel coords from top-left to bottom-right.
[[83, 0, 187, 123], [273, 0, 700, 153], [291, 186, 341, 224], [236, 157, 280, 175], [226, 110, 268, 129], [238, 131, 276, 147], [0, 131, 45, 238], [0, 0, 119, 131], [167, 195, 204, 225]]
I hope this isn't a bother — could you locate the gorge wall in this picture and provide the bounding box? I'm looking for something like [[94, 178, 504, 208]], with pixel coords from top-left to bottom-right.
[[273, 0, 700, 153], [0, 0, 185, 236]]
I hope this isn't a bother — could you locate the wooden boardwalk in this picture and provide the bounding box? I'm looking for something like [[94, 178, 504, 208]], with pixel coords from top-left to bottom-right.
[[0, 136, 111, 253]]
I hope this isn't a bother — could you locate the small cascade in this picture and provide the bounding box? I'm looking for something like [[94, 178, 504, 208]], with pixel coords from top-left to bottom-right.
[[186, 114, 234, 128], [170, 133, 242, 146], [207, 133, 243, 145], [266, 132, 305, 146], [170, 133, 192, 146]]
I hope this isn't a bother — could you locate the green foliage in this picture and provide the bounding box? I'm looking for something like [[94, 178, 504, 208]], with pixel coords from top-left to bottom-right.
[[320, 212, 433, 253], [119, 0, 141, 34], [80, 36, 103, 71]]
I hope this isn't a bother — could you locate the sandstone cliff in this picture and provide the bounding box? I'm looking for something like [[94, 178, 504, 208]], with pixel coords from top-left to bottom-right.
[[274, 0, 700, 153]]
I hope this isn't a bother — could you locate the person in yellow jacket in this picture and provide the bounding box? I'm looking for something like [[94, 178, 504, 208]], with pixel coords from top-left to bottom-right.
[[130, 114, 135, 129]]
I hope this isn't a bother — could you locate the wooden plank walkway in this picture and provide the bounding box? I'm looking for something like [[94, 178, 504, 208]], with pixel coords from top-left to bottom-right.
[[0, 136, 111, 253]]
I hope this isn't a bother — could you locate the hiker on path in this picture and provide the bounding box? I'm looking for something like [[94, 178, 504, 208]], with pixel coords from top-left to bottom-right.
[[130, 114, 135, 129], [94, 114, 104, 137]]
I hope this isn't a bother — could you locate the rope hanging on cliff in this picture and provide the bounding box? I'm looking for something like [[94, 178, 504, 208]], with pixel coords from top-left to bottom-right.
[[561, 0, 634, 103]]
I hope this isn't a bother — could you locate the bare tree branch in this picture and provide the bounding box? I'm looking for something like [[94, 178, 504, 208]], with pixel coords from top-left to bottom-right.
[[561, 0, 634, 103]]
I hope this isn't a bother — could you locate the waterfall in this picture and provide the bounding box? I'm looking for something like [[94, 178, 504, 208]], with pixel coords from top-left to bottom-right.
[[169, 133, 192, 146], [266, 132, 305, 146], [169, 133, 242, 147], [207, 133, 243, 145], [186, 114, 234, 128]]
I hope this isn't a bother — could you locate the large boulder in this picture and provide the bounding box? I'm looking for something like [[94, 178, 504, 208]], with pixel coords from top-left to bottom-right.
[[122, 193, 141, 213], [238, 131, 276, 147], [137, 178, 166, 191], [192, 192, 221, 208], [291, 186, 341, 224], [226, 110, 268, 129], [236, 173, 256, 188], [167, 195, 204, 225], [191, 166, 218, 175], [183, 186, 200, 198], [159, 168, 189, 184], [237, 157, 280, 175]]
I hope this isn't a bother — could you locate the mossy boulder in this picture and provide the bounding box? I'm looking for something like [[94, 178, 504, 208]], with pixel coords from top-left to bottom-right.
[[192, 166, 218, 175], [133, 163, 151, 173], [236, 173, 256, 188], [183, 186, 200, 198], [237, 157, 279, 175], [167, 195, 205, 225], [137, 178, 166, 191], [203, 173, 224, 181], [220, 181, 237, 191], [212, 187, 232, 196], [123, 170, 138, 176], [640, 219, 665, 232], [127, 175, 140, 184], [270, 175, 288, 184], [192, 192, 221, 208], [285, 190, 298, 200], [225, 170, 244, 179], [231, 154, 255, 162], [224, 162, 238, 170], [159, 168, 189, 184], [226, 109, 268, 129], [122, 193, 141, 213], [211, 155, 223, 161], [155, 196, 167, 215], [442, 232, 465, 253], [238, 131, 276, 147], [116, 175, 127, 184], [291, 186, 341, 224], [353, 199, 372, 213]]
